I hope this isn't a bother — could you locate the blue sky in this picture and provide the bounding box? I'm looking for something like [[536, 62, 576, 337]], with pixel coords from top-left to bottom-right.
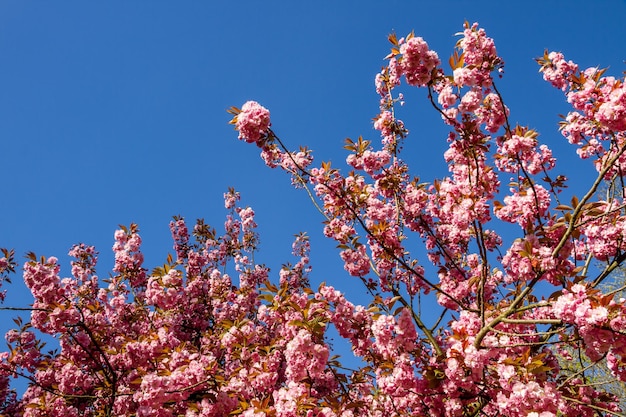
[[0, 0, 625, 374]]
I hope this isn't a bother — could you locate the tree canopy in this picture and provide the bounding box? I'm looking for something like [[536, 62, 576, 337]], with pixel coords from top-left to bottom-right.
[[2, 21, 626, 417]]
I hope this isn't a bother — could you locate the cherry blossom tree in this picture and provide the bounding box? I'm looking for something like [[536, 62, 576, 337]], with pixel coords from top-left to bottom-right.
[[1, 21, 626, 416]]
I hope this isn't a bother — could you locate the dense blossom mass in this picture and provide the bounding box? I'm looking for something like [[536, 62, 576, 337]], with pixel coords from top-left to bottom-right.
[[235, 101, 271, 145], [1, 21, 626, 416]]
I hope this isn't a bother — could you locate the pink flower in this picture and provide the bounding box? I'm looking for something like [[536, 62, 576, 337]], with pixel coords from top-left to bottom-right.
[[494, 185, 551, 229], [398, 36, 440, 87], [235, 101, 271, 144], [458, 89, 482, 112], [454, 23, 502, 88], [597, 83, 626, 131], [339, 245, 370, 277], [284, 329, 329, 382], [475, 93, 508, 133], [437, 85, 458, 109], [539, 51, 578, 91]]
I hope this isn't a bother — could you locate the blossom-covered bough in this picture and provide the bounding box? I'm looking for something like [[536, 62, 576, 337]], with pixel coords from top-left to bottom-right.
[[1, 21, 626, 416]]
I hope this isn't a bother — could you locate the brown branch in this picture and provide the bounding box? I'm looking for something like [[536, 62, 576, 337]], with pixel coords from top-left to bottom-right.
[[0, 307, 50, 312], [500, 318, 562, 325], [473, 273, 542, 349], [558, 353, 608, 390], [553, 141, 626, 258], [270, 131, 468, 310], [561, 395, 626, 417]]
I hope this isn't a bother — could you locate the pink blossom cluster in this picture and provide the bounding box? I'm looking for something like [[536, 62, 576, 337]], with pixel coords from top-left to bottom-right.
[[284, 329, 329, 382], [596, 79, 626, 131], [453, 22, 502, 88], [474, 92, 508, 133], [539, 52, 626, 178], [539, 51, 578, 91], [372, 111, 404, 146], [339, 245, 370, 277], [374, 57, 400, 101], [397, 35, 440, 87], [169, 217, 189, 262], [145, 269, 183, 309], [234, 100, 271, 144], [572, 201, 626, 261], [495, 131, 555, 175], [279, 232, 311, 288], [551, 284, 608, 328], [113, 225, 147, 288], [224, 187, 241, 209], [494, 185, 551, 229]]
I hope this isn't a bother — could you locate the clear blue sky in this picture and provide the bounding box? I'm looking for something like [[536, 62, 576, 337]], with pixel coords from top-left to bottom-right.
[[0, 1, 624, 347]]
